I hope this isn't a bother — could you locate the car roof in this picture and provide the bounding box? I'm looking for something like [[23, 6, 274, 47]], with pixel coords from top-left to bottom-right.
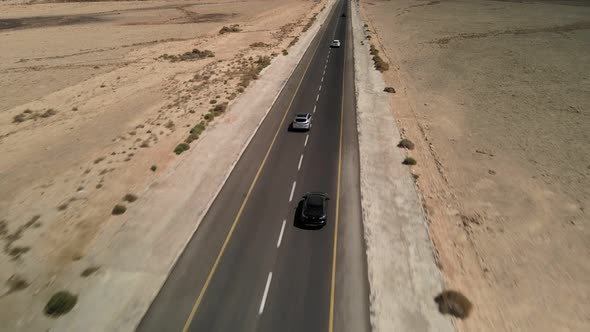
[[306, 195, 324, 206]]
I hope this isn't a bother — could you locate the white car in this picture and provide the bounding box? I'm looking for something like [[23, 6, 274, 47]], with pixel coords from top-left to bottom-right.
[[291, 113, 312, 131], [330, 40, 341, 48]]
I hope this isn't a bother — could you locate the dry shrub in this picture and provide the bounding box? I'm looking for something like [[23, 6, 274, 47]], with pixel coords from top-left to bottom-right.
[[397, 138, 415, 150], [45, 291, 77, 317], [434, 290, 473, 319], [402, 157, 417, 165], [159, 49, 214, 62], [219, 24, 241, 34], [111, 204, 127, 215], [373, 54, 389, 72], [250, 42, 270, 48]]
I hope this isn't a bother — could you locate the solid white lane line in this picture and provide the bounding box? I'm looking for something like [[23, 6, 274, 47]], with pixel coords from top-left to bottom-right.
[[304, 135, 309, 146], [298, 154, 304, 170], [289, 181, 296, 202], [316, 94, 320, 102], [319, 85, 322, 92], [277, 220, 286, 248], [259, 272, 273, 315]]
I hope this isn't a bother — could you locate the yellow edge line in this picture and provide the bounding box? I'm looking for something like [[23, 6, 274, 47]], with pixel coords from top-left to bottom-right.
[[181, 20, 327, 332], [329, 19, 348, 332]]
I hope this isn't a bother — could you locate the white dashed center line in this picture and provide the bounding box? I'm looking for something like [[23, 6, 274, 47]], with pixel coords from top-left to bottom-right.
[[316, 94, 320, 102], [304, 135, 309, 147], [319, 85, 322, 92], [277, 219, 286, 248], [321, 76, 324, 83], [298, 154, 304, 170], [313, 105, 317, 114], [289, 181, 296, 202], [259, 272, 273, 315]]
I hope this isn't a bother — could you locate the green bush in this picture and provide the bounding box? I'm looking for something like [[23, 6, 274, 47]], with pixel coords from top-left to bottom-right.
[[174, 143, 190, 155], [44, 291, 77, 317], [123, 194, 138, 203], [397, 138, 415, 150], [402, 157, 417, 165], [112, 204, 127, 215]]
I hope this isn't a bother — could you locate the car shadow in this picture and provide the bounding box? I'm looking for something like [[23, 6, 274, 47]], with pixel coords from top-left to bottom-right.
[[293, 200, 324, 230]]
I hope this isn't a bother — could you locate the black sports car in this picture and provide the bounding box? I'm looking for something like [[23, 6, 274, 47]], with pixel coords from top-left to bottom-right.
[[299, 192, 330, 227]]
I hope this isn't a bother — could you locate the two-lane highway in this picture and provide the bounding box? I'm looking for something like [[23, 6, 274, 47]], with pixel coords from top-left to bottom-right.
[[137, 1, 370, 331]]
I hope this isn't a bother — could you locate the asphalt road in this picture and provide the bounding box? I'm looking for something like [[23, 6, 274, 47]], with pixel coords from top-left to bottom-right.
[[136, 1, 370, 331]]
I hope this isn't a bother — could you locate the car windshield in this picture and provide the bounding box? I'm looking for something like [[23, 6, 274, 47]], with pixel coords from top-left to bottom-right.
[[295, 118, 308, 122], [304, 196, 324, 216]]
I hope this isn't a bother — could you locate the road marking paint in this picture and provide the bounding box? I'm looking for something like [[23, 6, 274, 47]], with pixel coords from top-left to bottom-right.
[[328, 19, 348, 332], [277, 219, 286, 248], [180, 15, 326, 331], [319, 85, 322, 92], [259, 272, 273, 315], [316, 94, 320, 102], [298, 154, 304, 170], [289, 181, 296, 202], [321, 76, 324, 83], [304, 135, 309, 147], [313, 105, 317, 114], [323, 69, 326, 76]]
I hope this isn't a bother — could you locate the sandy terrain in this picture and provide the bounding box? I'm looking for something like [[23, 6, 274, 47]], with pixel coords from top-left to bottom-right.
[[351, 3, 455, 331], [359, 0, 590, 331], [0, 0, 329, 330]]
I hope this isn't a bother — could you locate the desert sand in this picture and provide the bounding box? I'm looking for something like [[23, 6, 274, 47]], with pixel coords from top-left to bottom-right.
[[359, 0, 589, 331], [0, 0, 329, 330]]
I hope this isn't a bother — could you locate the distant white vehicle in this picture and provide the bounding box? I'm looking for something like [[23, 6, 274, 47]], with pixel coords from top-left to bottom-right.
[[330, 40, 341, 48]]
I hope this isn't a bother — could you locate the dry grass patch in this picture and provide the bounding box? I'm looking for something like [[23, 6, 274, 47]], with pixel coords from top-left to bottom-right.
[[123, 193, 138, 203], [111, 204, 127, 215], [4, 274, 29, 295], [80, 266, 100, 277], [288, 36, 300, 48], [302, 13, 318, 32], [8, 246, 30, 260], [164, 120, 175, 129], [13, 108, 58, 123], [373, 54, 389, 72], [219, 24, 241, 34], [159, 49, 214, 62], [250, 42, 270, 48], [239, 56, 271, 88]]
